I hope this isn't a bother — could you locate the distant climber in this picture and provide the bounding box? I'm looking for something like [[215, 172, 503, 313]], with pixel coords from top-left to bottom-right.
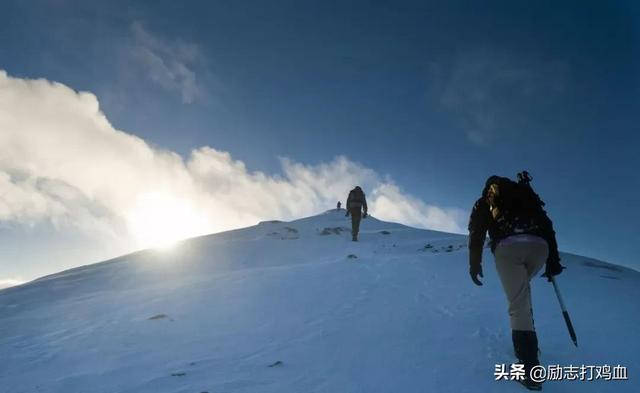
[[468, 172, 564, 391], [337, 201, 342, 210], [345, 186, 368, 241]]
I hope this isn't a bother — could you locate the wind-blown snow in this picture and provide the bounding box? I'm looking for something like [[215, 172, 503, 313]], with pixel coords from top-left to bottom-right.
[[0, 210, 638, 392]]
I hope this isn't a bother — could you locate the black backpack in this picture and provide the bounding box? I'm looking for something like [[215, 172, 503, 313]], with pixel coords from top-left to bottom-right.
[[485, 173, 545, 236], [348, 187, 365, 208]]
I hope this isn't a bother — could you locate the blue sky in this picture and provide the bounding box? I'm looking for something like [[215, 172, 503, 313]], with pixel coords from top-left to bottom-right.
[[0, 0, 638, 284]]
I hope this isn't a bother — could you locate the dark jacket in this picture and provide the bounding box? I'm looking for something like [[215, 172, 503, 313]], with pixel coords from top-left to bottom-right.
[[468, 196, 560, 270], [347, 187, 368, 213]]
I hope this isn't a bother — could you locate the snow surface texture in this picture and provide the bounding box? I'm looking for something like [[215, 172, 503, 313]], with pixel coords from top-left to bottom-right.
[[0, 210, 638, 393]]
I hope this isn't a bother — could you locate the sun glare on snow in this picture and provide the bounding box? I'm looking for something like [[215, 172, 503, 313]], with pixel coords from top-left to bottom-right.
[[126, 192, 209, 250]]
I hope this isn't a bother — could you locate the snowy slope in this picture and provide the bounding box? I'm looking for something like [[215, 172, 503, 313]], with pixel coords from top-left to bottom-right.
[[0, 210, 638, 393]]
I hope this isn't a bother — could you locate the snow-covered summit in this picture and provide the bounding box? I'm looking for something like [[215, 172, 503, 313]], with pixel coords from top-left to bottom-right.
[[1, 210, 638, 392]]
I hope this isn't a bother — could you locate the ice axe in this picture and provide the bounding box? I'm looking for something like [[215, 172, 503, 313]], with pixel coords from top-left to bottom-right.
[[550, 276, 578, 347]]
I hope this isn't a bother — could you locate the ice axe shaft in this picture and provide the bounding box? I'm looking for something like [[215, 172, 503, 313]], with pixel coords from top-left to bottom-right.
[[551, 276, 578, 347]]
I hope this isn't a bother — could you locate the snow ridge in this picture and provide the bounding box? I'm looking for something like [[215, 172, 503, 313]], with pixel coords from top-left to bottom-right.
[[1, 210, 638, 392]]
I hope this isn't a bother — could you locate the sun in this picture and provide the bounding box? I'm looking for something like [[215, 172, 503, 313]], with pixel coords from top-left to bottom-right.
[[126, 192, 209, 250]]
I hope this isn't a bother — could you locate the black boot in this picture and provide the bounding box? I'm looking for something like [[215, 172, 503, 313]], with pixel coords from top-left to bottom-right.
[[512, 330, 542, 391]]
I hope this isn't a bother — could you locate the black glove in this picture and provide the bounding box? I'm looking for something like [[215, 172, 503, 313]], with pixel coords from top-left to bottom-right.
[[541, 260, 565, 282], [470, 264, 483, 286]]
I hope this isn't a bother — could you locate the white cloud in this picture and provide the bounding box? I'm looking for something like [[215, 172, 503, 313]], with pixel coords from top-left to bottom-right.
[[431, 48, 568, 144], [0, 70, 465, 254], [370, 183, 465, 233], [0, 278, 25, 290], [130, 21, 202, 104]]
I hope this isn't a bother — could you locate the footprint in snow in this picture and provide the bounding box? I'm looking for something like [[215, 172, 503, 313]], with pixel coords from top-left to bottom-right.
[[148, 314, 171, 321]]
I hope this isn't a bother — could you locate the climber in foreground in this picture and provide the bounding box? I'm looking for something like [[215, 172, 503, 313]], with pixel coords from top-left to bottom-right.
[[467, 171, 564, 391], [345, 186, 368, 241]]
